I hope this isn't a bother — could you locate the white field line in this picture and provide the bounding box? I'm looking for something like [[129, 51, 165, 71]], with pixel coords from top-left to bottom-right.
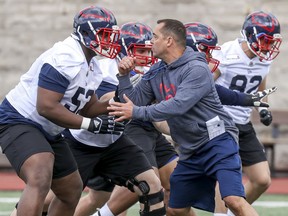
[[253, 201, 288, 207], [0, 197, 18, 203]]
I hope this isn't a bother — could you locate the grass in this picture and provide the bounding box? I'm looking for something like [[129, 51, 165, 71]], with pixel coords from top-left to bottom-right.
[[0, 191, 288, 216]]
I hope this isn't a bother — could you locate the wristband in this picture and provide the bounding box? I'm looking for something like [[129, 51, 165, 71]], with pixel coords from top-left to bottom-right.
[[81, 117, 91, 130]]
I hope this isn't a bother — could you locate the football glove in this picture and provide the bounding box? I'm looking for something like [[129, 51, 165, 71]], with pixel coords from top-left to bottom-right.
[[259, 109, 273, 126], [81, 115, 125, 135], [245, 86, 277, 107]]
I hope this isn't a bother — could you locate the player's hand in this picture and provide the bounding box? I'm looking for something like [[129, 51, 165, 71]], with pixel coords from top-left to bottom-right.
[[249, 86, 277, 107], [259, 109, 273, 126], [81, 115, 125, 135]]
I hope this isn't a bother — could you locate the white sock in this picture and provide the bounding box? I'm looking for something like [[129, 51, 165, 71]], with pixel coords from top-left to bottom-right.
[[214, 213, 228, 216], [92, 203, 115, 216], [227, 209, 235, 216]]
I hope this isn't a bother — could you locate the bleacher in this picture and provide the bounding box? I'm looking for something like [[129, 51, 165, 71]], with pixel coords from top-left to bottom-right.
[[251, 109, 288, 176]]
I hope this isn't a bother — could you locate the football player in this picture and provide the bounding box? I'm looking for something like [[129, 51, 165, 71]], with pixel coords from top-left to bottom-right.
[[1, 4, 124, 216], [6, 6, 165, 216], [212, 11, 282, 216]]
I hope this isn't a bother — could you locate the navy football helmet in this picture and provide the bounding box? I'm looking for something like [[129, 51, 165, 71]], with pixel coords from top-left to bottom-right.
[[185, 22, 220, 72], [241, 11, 282, 61], [120, 22, 157, 74], [72, 6, 121, 59]]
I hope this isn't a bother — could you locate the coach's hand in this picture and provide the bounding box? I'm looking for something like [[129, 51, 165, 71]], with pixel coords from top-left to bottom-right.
[[108, 94, 133, 122], [118, 56, 136, 75], [259, 109, 273, 126], [81, 115, 125, 135]]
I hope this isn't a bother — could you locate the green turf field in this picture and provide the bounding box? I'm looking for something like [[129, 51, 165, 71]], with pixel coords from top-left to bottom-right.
[[0, 191, 288, 216]]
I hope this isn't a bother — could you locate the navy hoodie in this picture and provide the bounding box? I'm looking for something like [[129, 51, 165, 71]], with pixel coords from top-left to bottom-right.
[[117, 46, 239, 160]]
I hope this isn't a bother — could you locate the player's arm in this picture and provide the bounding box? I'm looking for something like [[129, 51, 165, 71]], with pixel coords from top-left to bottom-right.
[[99, 91, 116, 102], [37, 64, 123, 134], [37, 87, 113, 130], [216, 84, 276, 107], [152, 121, 171, 135], [37, 63, 86, 128], [37, 87, 83, 129], [79, 95, 110, 117]]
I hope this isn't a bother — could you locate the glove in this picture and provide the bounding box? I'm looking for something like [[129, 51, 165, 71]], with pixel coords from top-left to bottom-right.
[[81, 115, 125, 135], [259, 109, 273, 126], [245, 86, 277, 107]]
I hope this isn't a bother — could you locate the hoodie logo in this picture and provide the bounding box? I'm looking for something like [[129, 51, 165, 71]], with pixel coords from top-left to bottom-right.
[[160, 83, 176, 100]]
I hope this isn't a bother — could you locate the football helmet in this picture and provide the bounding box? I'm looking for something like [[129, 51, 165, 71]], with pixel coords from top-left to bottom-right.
[[241, 11, 282, 61], [120, 22, 157, 74], [72, 6, 121, 59], [185, 22, 220, 72]]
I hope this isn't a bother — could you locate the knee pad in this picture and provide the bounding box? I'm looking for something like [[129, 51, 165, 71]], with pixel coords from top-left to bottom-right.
[[139, 189, 166, 216], [126, 177, 150, 195]]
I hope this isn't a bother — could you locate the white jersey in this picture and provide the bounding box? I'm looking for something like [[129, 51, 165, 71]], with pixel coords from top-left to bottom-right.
[[6, 36, 103, 136], [69, 58, 121, 148], [99, 58, 119, 85], [213, 38, 272, 124]]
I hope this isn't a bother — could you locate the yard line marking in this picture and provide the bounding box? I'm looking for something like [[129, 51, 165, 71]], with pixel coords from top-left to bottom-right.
[[0, 197, 18, 202], [0, 211, 11, 216], [253, 201, 288, 207]]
